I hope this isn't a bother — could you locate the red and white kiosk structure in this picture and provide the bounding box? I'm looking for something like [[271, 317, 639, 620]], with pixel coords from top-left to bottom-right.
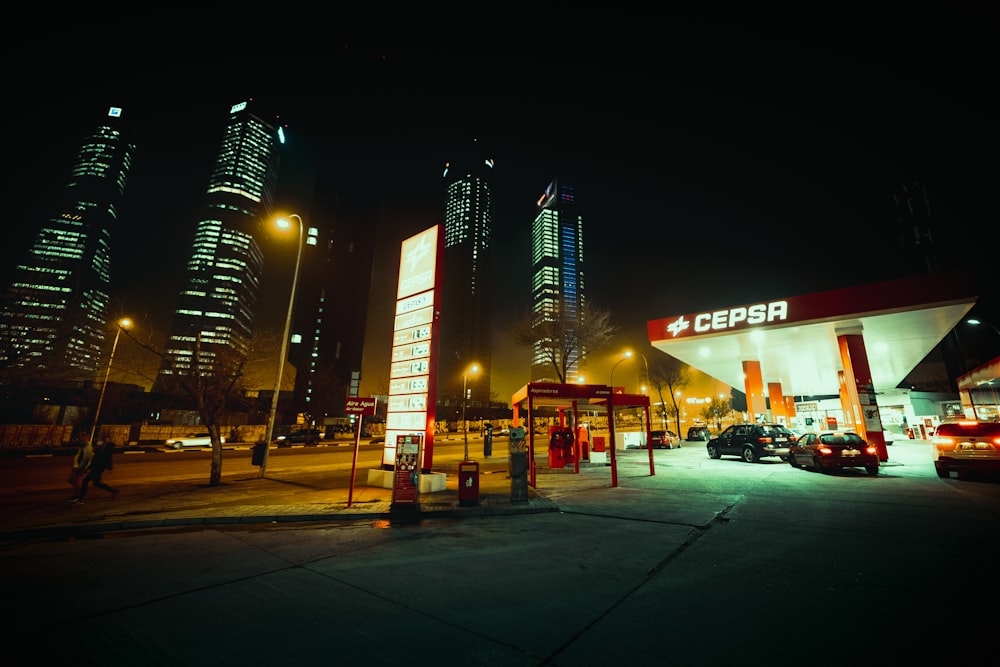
[[510, 382, 653, 489]]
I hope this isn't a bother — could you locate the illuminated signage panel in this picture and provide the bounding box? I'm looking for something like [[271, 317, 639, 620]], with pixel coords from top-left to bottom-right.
[[383, 225, 443, 468]]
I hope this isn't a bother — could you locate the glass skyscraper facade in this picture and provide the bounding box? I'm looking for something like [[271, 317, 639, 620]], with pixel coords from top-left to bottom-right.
[[285, 201, 375, 427], [154, 100, 283, 391], [0, 106, 135, 382], [530, 179, 586, 382], [438, 146, 496, 413]]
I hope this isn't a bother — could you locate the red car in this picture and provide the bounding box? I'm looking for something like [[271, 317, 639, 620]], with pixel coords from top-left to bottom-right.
[[788, 431, 879, 475], [645, 430, 680, 449]]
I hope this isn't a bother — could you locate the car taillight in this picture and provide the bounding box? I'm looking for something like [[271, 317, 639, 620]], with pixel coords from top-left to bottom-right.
[[865, 445, 877, 455], [933, 436, 956, 450], [758, 436, 773, 444], [818, 446, 833, 455]]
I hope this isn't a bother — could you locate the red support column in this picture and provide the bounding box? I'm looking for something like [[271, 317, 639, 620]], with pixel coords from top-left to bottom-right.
[[742, 361, 767, 421], [768, 382, 787, 423], [838, 331, 889, 461]]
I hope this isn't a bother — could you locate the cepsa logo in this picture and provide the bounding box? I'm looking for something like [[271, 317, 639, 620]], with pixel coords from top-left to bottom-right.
[[666, 301, 789, 338]]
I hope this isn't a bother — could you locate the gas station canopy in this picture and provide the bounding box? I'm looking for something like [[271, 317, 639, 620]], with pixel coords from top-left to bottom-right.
[[646, 272, 978, 398]]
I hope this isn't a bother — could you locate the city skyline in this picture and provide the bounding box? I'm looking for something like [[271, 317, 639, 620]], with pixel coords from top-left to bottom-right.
[[3, 27, 995, 405]]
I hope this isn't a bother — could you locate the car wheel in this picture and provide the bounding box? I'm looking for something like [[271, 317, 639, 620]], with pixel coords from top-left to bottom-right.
[[742, 446, 759, 463], [171, 442, 182, 450], [935, 465, 949, 479], [707, 444, 721, 459], [789, 456, 800, 468], [812, 457, 825, 472], [866, 465, 879, 476]]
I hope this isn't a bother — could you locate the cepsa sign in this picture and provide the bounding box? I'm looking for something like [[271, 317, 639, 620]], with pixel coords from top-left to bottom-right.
[[658, 301, 789, 339]]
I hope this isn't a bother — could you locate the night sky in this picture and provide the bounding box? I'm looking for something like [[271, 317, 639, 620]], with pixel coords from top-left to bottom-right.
[[3, 17, 995, 401]]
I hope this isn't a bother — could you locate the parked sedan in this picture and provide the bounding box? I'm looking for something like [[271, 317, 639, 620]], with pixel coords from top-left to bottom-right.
[[165, 432, 222, 449], [274, 429, 322, 446], [643, 429, 680, 449], [686, 426, 712, 442], [788, 431, 879, 475]]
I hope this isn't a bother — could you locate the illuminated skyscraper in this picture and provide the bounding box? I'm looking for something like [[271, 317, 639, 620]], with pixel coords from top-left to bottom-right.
[[0, 106, 135, 382], [154, 100, 283, 391], [530, 179, 586, 383], [438, 144, 495, 414]]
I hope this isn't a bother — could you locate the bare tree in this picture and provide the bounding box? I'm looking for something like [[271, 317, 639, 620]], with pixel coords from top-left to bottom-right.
[[646, 351, 691, 435], [510, 306, 618, 384], [125, 327, 268, 486], [702, 395, 732, 430]]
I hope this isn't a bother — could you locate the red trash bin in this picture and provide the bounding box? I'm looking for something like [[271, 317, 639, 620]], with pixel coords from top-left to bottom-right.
[[458, 461, 479, 506]]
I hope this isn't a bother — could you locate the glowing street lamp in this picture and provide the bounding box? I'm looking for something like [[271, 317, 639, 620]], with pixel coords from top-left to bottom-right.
[[462, 363, 480, 461], [260, 213, 305, 478], [89, 318, 131, 445], [966, 318, 1000, 338]]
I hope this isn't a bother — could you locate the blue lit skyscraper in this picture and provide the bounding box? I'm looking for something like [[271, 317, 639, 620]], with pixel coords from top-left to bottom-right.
[[0, 106, 135, 382], [438, 143, 496, 413], [530, 179, 586, 382], [155, 100, 283, 391]]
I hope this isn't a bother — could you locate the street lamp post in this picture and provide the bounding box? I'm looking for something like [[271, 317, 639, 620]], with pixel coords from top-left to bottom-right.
[[966, 318, 1000, 338], [462, 364, 480, 461], [633, 351, 654, 474], [607, 352, 632, 488], [89, 318, 131, 446], [260, 214, 305, 478], [966, 319, 1000, 420]]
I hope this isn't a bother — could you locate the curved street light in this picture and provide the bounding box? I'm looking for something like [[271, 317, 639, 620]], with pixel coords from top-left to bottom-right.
[[965, 319, 1000, 420], [607, 351, 633, 487], [89, 317, 131, 445], [966, 318, 1000, 338], [462, 363, 480, 461], [260, 214, 305, 478]]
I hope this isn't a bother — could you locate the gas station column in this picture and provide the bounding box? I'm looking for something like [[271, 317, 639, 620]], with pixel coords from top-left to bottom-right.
[[742, 360, 767, 422], [768, 382, 787, 423], [837, 329, 889, 461], [783, 396, 798, 422]]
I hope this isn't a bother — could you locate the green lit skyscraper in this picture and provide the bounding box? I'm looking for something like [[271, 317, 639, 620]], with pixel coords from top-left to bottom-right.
[[0, 106, 135, 382], [155, 100, 283, 391], [530, 179, 586, 383]]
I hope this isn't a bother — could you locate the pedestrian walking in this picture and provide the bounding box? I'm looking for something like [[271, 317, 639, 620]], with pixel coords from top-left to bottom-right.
[[75, 439, 118, 504], [67, 440, 93, 502]]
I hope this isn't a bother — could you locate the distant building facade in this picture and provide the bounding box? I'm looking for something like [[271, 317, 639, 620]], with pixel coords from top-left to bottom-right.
[[287, 197, 376, 426], [0, 106, 135, 383], [155, 100, 283, 392], [530, 179, 586, 383], [437, 144, 496, 417]]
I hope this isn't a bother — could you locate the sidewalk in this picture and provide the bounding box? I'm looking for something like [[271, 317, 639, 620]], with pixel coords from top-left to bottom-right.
[[0, 445, 573, 542], [0, 438, 935, 543]]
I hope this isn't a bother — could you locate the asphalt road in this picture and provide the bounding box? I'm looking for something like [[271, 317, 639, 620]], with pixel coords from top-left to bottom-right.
[[4, 439, 999, 666]]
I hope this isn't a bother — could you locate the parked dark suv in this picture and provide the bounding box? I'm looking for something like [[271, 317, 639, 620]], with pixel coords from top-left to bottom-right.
[[686, 426, 712, 442], [706, 423, 797, 463]]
